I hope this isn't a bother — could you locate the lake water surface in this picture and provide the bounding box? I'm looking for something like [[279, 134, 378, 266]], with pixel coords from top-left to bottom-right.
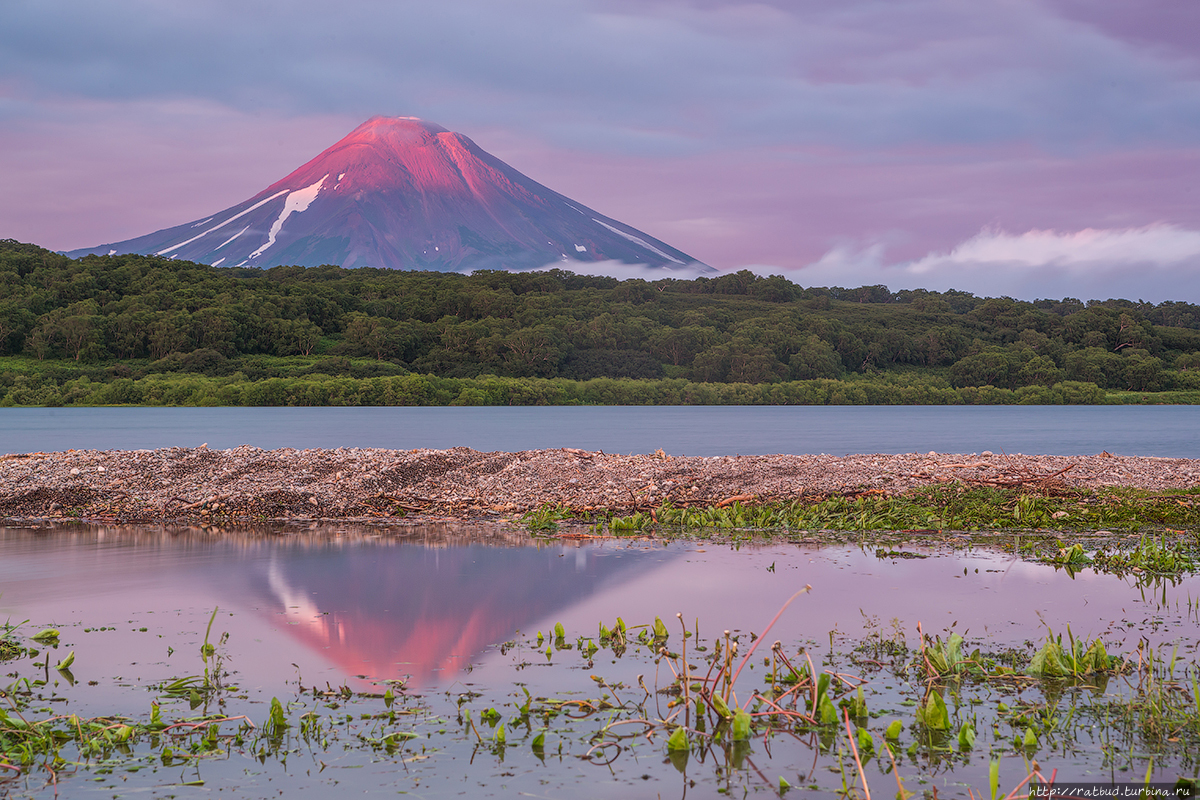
[[2, 523, 1197, 798], [3, 405, 1199, 456]]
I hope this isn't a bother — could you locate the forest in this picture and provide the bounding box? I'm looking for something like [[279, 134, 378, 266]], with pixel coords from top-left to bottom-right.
[[3, 238, 1200, 406]]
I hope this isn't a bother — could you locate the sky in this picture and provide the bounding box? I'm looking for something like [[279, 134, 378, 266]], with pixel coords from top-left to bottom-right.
[[2, 0, 1199, 302]]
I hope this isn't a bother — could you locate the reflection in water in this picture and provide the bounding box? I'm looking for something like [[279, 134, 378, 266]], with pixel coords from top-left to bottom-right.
[[249, 540, 662, 683], [0, 523, 667, 688], [2, 523, 1198, 694], [3, 524, 1200, 797]]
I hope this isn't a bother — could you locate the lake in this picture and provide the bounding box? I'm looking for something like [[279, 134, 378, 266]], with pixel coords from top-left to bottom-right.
[[2, 523, 1198, 797], [3, 404, 1199, 456]]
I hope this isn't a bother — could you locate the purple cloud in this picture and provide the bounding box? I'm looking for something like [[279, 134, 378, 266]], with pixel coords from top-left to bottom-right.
[[1, 0, 1198, 300]]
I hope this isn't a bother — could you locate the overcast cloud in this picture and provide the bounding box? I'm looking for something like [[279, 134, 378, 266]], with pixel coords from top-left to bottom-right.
[[2, 0, 1199, 300]]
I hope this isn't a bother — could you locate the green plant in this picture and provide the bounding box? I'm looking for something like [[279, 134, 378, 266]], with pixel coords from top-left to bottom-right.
[[520, 504, 573, 532], [1027, 627, 1121, 677]]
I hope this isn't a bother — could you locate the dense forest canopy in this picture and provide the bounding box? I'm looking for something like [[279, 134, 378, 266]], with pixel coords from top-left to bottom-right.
[[3, 238, 1200, 406]]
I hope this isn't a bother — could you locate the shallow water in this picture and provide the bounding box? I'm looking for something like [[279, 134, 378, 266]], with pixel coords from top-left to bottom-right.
[[2, 524, 1198, 797]]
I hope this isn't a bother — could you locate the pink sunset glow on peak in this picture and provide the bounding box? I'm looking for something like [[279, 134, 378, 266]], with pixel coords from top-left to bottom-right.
[[66, 116, 703, 271]]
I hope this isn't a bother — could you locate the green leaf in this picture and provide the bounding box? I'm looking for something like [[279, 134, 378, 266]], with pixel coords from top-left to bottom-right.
[[917, 691, 950, 730], [732, 709, 752, 741], [268, 697, 289, 732], [653, 617, 669, 640], [989, 758, 1001, 800], [711, 693, 731, 719], [1023, 726, 1038, 749], [55, 649, 75, 670], [1083, 638, 1110, 674], [667, 726, 689, 751], [1028, 638, 1067, 677], [494, 724, 506, 745], [780, 776, 792, 792], [149, 703, 165, 730], [531, 731, 545, 750], [946, 632, 963, 669], [31, 628, 60, 643], [553, 622, 565, 640], [847, 686, 869, 718], [885, 720, 903, 740], [857, 727, 874, 755], [958, 722, 976, 750], [818, 693, 839, 725]]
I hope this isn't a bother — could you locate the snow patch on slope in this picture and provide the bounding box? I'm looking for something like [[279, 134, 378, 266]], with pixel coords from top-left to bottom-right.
[[249, 175, 327, 260], [158, 189, 289, 256], [591, 219, 684, 264], [215, 225, 250, 251]]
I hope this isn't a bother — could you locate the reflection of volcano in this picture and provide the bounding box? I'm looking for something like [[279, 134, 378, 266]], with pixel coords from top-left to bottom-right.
[[249, 543, 660, 684]]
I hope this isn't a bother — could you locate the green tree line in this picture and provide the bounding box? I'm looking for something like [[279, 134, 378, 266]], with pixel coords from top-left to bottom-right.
[[3, 238, 1200, 405]]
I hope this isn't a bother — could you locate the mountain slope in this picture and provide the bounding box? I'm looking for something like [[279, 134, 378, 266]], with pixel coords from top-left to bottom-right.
[[69, 116, 709, 272]]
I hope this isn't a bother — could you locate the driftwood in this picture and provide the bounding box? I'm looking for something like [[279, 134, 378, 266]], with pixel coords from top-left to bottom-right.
[[960, 463, 1077, 490], [377, 494, 428, 512]]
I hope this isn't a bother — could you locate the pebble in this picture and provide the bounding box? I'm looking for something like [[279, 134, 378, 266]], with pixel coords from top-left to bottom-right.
[[3, 446, 1197, 524]]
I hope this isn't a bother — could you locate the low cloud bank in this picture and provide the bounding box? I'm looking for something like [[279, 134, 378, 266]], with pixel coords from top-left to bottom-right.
[[504, 226, 1200, 304], [795, 224, 1200, 302]]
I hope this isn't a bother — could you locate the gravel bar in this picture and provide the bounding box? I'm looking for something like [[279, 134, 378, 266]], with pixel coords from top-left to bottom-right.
[[2, 446, 1198, 525]]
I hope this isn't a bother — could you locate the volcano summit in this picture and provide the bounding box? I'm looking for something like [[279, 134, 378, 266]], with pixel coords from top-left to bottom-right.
[[70, 117, 708, 272]]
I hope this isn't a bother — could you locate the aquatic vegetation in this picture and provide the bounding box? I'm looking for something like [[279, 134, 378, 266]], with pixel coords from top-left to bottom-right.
[[1, 614, 258, 784], [1026, 628, 1123, 678], [0, 619, 29, 662], [2, 594, 1199, 797], [1047, 542, 1092, 577], [1091, 534, 1198, 575], [591, 485, 1200, 538], [916, 625, 1127, 684], [519, 504, 575, 532], [1037, 535, 1198, 582]]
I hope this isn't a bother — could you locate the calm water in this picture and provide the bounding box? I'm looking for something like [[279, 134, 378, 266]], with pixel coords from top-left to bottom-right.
[[2, 405, 1199, 456], [6, 525, 1189, 697], [2, 524, 1198, 797]]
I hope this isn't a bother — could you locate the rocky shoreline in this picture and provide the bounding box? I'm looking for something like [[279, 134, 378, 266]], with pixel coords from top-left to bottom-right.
[[2, 446, 1198, 526]]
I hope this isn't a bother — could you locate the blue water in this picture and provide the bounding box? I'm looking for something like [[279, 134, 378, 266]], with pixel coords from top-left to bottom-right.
[[1, 404, 1197, 456]]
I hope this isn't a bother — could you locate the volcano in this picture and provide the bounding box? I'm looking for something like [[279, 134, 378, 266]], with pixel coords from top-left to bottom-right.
[[69, 116, 708, 272]]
